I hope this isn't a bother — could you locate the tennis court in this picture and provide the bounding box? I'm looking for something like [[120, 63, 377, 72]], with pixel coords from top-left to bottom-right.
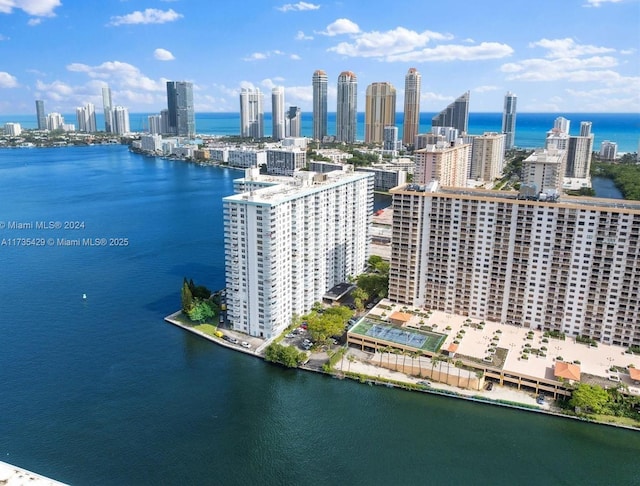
[[351, 319, 445, 353]]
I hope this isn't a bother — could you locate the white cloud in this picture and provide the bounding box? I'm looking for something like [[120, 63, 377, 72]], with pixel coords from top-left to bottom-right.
[[328, 26, 452, 58], [320, 18, 360, 36], [0, 71, 18, 88], [290, 54, 301, 60], [0, 0, 61, 16], [66, 61, 166, 92], [27, 18, 42, 26], [260, 78, 277, 89], [34, 80, 74, 101], [243, 52, 268, 61], [108, 8, 183, 26], [324, 24, 510, 62], [501, 56, 619, 81], [0, 34, 8, 40], [583, 0, 623, 7], [474, 85, 499, 93], [295, 30, 313, 40], [154, 48, 175, 61], [277, 2, 320, 12], [243, 50, 291, 61], [530, 38, 616, 58], [386, 42, 513, 62]]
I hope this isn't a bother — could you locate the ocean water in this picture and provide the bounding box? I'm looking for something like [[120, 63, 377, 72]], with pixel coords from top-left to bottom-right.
[[0, 145, 639, 485], [2, 112, 639, 153]]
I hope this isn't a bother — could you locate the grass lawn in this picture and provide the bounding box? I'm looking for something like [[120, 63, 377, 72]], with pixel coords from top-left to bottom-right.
[[193, 323, 220, 337], [590, 414, 640, 428]]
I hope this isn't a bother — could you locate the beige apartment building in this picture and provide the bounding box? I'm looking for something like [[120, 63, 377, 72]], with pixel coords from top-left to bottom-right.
[[414, 142, 471, 188], [388, 181, 640, 347]]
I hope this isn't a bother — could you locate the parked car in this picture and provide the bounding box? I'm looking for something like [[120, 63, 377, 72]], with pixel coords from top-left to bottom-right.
[[241, 341, 251, 349], [537, 394, 545, 405], [223, 335, 238, 344], [417, 380, 431, 387], [485, 382, 494, 391], [285, 333, 295, 339]]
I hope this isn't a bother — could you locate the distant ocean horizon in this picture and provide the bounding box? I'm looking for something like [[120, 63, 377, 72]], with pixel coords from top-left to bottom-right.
[[2, 111, 639, 153]]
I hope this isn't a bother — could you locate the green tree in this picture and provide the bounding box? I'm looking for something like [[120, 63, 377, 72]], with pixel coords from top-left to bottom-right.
[[264, 343, 306, 368], [181, 279, 194, 313], [188, 299, 215, 323], [305, 306, 352, 342], [569, 384, 611, 414], [352, 287, 369, 312]]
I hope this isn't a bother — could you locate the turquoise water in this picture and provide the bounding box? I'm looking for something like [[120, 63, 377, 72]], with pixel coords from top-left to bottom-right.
[[0, 145, 639, 485], [2, 112, 638, 153]]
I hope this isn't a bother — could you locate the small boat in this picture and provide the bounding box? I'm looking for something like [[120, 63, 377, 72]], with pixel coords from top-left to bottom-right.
[[82, 293, 87, 299]]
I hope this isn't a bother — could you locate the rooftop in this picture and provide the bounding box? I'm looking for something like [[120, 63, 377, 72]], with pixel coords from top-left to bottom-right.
[[391, 182, 640, 212], [359, 299, 640, 388]]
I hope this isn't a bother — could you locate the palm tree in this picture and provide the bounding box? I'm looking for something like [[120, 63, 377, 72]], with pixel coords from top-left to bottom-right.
[[476, 370, 484, 391], [347, 354, 355, 373], [413, 351, 423, 377], [455, 360, 464, 387], [430, 356, 440, 381], [401, 350, 408, 374]]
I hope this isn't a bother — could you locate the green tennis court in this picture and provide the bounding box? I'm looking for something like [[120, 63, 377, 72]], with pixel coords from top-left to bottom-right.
[[351, 319, 446, 353]]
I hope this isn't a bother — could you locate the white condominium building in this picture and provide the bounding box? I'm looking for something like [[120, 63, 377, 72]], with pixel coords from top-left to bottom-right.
[[522, 148, 566, 195], [223, 170, 374, 338], [414, 141, 471, 188], [388, 181, 640, 347], [470, 132, 506, 184]]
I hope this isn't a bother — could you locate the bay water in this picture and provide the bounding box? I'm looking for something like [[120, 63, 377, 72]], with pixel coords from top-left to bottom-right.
[[0, 145, 638, 485]]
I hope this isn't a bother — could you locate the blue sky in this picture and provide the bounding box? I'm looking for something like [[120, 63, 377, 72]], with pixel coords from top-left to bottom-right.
[[0, 0, 639, 115]]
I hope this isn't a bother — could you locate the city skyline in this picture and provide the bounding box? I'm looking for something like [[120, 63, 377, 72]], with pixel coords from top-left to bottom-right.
[[0, 1, 638, 115]]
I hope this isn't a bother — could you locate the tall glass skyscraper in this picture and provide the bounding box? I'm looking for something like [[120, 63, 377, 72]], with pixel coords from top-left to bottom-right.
[[312, 70, 328, 141], [239, 88, 264, 139], [102, 86, 113, 134], [35, 100, 46, 130], [402, 68, 421, 146], [501, 91, 517, 150], [432, 91, 469, 134], [336, 71, 357, 143], [286, 106, 302, 138], [166, 81, 195, 138], [272, 86, 285, 141]]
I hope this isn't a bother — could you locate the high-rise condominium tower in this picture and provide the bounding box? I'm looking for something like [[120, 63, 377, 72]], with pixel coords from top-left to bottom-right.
[[102, 86, 113, 133], [312, 70, 328, 141], [166, 81, 195, 138], [388, 181, 640, 347], [470, 132, 506, 183], [286, 106, 302, 138], [224, 169, 374, 338], [432, 91, 469, 134], [501, 91, 517, 150], [239, 88, 264, 139], [113, 106, 130, 135], [272, 86, 285, 140], [566, 121, 594, 179], [403, 68, 421, 146], [35, 100, 46, 130], [336, 71, 358, 143], [364, 82, 396, 144], [76, 103, 97, 133], [414, 142, 471, 188]]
